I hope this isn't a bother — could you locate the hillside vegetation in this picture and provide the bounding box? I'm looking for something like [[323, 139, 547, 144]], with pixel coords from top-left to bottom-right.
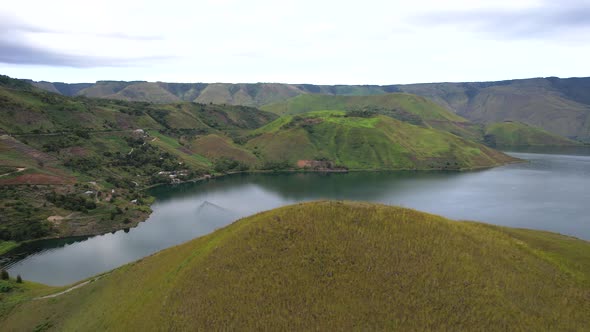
[[261, 94, 484, 141], [485, 121, 581, 147], [32, 76, 590, 141], [248, 111, 515, 170], [0, 75, 515, 244], [0, 77, 278, 242], [1, 201, 589, 330], [399, 78, 590, 141]]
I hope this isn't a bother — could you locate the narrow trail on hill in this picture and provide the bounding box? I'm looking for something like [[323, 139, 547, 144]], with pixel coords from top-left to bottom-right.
[[0, 167, 26, 178], [35, 275, 106, 300]]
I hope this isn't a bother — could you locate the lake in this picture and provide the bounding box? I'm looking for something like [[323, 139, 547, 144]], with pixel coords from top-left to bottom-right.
[[2, 149, 590, 286]]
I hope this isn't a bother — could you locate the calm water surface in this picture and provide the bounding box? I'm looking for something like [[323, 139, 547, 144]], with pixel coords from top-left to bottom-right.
[[2, 149, 590, 286]]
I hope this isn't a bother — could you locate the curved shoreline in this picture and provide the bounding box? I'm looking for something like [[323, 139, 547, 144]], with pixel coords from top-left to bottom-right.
[[1, 158, 524, 257]]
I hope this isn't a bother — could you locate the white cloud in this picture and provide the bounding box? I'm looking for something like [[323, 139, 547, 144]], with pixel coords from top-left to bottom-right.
[[1, 0, 589, 84]]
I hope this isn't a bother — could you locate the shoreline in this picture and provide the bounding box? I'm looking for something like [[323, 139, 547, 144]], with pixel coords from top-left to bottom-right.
[[1, 158, 524, 256]]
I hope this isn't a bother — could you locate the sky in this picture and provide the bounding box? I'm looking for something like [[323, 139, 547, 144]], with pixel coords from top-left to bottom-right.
[[1, 0, 590, 84]]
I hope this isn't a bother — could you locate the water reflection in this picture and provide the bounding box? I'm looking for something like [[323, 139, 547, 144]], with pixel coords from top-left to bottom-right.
[[2, 150, 590, 286]]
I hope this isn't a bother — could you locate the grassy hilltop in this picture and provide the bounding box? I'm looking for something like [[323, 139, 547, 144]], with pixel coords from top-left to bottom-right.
[[1, 201, 589, 330]]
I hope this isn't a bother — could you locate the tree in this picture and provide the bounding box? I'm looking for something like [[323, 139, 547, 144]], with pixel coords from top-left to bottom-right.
[[1, 269, 8, 280], [16, 275, 22, 283]]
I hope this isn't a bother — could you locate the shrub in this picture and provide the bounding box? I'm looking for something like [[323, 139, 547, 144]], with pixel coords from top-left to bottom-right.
[[1, 269, 9, 280], [16, 275, 22, 283]]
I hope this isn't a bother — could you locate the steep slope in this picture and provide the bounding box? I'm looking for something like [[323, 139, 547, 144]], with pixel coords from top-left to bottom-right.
[[485, 121, 581, 146], [397, 78, 590, 141], [261, 94, 483, 141], [0, 82, 277, 135], [74, 81, 138, 98], [2, 201, 589, 330], [106, 82, 181, 103], [261, 93, 465, 121], [194, 83, 303, 106], [29, 81, 93, 96], [32, 76, 590, 140], [0, 81, 278, 242], [188, 134, 258, 164], [247, 111, 515, 170]]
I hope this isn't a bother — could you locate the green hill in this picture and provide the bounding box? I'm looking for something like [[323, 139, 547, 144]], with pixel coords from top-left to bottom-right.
[[248, 110, 514, 170], [0, 81, 278, 243], [0, 77, 517, 245], [260, 93, 484, 141], [1, 201, 589, 330], [485, 121, 581, 147], [31, 76, 590, 141], [392, 78, 590, 142]]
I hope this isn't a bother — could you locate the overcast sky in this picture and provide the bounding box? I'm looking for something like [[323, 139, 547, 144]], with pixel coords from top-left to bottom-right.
[[1, 0, 589, 84]]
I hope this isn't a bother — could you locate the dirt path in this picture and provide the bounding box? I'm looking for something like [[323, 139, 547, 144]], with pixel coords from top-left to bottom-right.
[[35, 275, 105, 300], [0, 167, 26, 178]]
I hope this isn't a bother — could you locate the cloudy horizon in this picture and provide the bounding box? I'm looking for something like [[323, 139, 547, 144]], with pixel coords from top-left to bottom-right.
[[1, 0, 590, 84]]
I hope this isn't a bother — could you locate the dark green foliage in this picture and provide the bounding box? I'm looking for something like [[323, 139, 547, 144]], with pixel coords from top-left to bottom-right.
[[1, 269, 8, 280], [213, 157, 249, 173], [345, 109, 377, 118], [106, 177, 135, 189], [16, 275, 22, 283], [45, 192, 97, 212], [0, 280, 14, 293], [484, 134, 497, 147], [147, 109, 171, 128], [160, 128, 209, 138], [0, 188, 54, 241], [0, 220, 52, 242], [64, 157, 101, 172], [350, 106, 425, 126], [73, 129, 90, 139], [42, 135, 80, 152], [259, 160, 292, 171], [0, 75, 32, 90]]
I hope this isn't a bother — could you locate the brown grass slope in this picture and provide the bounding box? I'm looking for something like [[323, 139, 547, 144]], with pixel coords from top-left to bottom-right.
[[2, 201, 589, 331], [398, 78, 590, 141]]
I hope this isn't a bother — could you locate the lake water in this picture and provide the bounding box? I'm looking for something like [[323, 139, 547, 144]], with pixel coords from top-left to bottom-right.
[[2, 149, 590, 286]]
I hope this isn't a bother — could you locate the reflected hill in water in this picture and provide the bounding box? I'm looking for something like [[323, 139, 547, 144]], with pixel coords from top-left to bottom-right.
[[0, 236, 90, 269], [150, 171, 465, 203]]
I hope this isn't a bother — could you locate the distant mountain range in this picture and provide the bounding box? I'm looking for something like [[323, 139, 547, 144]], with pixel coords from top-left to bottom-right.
[[31, 77, 590, 141]]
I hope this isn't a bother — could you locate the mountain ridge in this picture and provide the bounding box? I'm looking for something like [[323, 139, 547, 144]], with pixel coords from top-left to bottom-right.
[[30, 76, 590, 141]]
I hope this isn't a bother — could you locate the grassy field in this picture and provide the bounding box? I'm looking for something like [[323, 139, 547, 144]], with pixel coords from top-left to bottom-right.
[[485, 121, 581, 146], [1, 201, 588, 330]]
